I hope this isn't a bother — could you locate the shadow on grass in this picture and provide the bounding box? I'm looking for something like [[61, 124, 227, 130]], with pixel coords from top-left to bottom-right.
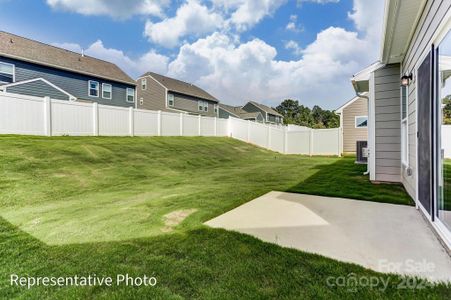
[[1, 216, 449, 299], [286, 158, 413, 206]]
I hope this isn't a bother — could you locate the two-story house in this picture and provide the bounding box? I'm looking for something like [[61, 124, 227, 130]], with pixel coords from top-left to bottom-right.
[[0, 31, 136, 107], [219, 101, 283, 124], [137, 72, 219, 117]]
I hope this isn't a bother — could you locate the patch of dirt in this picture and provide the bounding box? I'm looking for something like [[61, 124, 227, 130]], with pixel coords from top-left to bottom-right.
[[161, 209, 197, 232]]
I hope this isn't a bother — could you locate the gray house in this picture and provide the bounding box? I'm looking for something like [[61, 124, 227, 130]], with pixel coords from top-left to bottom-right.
[[0, 31, 136, 107], [218, 103, 265, 122], [137, 72, 219, 117], [335, 95, 368, 154], [242, 101, 283, 124], [351, 0, 451, 248]]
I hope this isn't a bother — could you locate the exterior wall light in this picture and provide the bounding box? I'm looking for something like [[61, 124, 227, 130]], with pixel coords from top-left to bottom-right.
[[401, 73, 413, 86]]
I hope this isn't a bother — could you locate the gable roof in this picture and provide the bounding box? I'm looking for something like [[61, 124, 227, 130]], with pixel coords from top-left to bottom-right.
[[0, 31, 135, 85], [335, 93, 368, 113], [247, 101, 283, 117], [219, 103, 263, 120], [0, 78, 76, 100], [142, 72, 218, 102]]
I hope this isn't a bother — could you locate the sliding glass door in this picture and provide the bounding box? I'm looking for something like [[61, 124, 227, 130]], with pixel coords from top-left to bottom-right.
[[437, 30, 451, 231]]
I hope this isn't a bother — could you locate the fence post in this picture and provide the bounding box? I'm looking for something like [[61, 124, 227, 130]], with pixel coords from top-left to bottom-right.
[[309, 129, 314, 156], [157, 110, 162, 136], [92, 102, 99, 136], [180, 113, 183, 136], [129, 107, 134, 137], [43, 96, 52, 136], [247, 120, 250, 142], [198, 115, 202, 136], [283, 128, 288, 154]]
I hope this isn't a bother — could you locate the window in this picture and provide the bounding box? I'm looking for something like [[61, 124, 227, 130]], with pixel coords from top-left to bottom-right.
[[0, 62, 14, 83], [198, 100, 208, 112], [355, 116, 368, 128], [401, 85, 409, 165], [141, 78, 147, 90], [126, 88, 135, 102], [214, 104, 218, 115], [139, 97, 144, 105], [102, 83, 112, 99], [167, 93, 174, 107], [88, 80, 99, 97]]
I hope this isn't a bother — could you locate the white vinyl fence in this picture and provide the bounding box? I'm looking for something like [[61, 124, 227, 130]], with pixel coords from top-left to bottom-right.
[[0, 92, 341, 155]]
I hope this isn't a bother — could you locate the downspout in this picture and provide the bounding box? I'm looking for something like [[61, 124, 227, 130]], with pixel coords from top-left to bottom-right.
[[352, 80, 370, 176]]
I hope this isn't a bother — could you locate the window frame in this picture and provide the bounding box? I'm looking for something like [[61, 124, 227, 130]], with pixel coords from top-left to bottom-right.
[[401, 84, 409, 166], [102, 83, 112, 100], [354, 115, 368, 128], [214, 104, 218, 115], [204, 101, 208, 112], [167, 93, 175, 107], [141, 78, 147, 90], [0, 62, 15, 84], [88, 80, 99, 98], [198, 100, 204, 112], [126, 88, 135, 103]]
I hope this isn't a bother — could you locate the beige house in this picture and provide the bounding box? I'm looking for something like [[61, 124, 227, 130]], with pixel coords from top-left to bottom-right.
[[335, 95, 368, 154], [136, 72, 219, 117]]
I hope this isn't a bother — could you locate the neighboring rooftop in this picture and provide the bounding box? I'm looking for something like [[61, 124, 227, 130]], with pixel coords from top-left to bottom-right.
[[247, 101, 283, 117], [0, 31, 135, 85], [142, 71, 219, 103], [219, 103, 263, 120]]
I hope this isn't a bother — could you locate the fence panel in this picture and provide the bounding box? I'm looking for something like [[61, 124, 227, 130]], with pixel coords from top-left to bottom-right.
[[443, 125, 451, 159], [52, 100, 93, 136], [0, 93, 44, 135], [161, 112, 181, 136], [134, 109, 159, 136], [201, 117, 215, 136], [98, 105, 129, 136], [269, 127, 285, 153], [216, 118, 229, 136], [229, 118, 248, 142], [249, 122, 268, 148], [183, 114, 199, 136], [286, 130, 310, 154], [312, 128, 340, 155]]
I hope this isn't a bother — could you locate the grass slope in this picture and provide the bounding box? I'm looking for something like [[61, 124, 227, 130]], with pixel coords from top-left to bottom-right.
[[0, 135, 447, 299]]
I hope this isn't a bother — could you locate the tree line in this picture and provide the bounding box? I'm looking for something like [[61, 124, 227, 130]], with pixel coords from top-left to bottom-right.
[[275, 99, 340, 129]]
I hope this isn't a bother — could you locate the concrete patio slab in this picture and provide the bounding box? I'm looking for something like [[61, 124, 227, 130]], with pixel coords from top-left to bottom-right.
[[205, 191, 451, 282]]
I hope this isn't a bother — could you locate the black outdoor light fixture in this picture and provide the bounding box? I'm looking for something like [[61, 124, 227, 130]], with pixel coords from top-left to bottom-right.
[[401, 73, 413, 86]]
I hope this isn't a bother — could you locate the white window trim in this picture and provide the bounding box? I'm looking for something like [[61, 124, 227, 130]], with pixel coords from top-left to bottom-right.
[[126, 88, 135, 103], [354, 115, 368, 128], [204, 101, 208, 112], [0, 62, 15, 84], [401, 85, 409, 167], [198, 100, 204, 112], [141, 78, 147, 90], [88, 80, 99, 98], [167, 93, 175, 107], [102, 83, 112, 100]]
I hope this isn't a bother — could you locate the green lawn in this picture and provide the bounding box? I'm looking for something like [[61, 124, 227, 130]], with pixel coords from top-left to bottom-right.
[[0, 135, 448, 299]]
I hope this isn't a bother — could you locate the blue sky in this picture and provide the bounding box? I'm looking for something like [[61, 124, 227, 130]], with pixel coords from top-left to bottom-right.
[[0, 0, 384, 109]]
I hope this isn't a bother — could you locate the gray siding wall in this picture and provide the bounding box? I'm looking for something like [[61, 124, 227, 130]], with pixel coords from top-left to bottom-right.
[[400, 0, 451, 199], [137, 76, 167, 111], [0, 56, 135, 107], [5, 80, 70, 100], [374, 64, 401, 183], [171, 92, 217, 117], [242, 102, 282, 124], [218, 108, 236, 119], [342, 97, 368, 153]]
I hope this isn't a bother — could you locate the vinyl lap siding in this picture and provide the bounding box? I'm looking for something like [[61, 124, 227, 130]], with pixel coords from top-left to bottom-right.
[[342, 97, 368, 153], [0, 56, 134, 107], [137, 76, 167, 111], [400, 0, 451, 199], [171, 92, 217, 117], [5, 80, 70, 100], [374, 64, 401, 183]]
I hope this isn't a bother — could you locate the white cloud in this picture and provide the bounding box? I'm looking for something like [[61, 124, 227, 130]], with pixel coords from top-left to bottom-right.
[[144, 0, 224, 48], [46, 0, 169, 19], [54, 40, 169, 77], [284, 40, 302, 56], [297, 0, 340, 5], [286, 14, 304, 33], [212, 0, 286, 31]]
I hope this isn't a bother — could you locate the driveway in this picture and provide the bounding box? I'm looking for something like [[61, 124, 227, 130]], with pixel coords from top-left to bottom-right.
[[205, 191, 451, 282]]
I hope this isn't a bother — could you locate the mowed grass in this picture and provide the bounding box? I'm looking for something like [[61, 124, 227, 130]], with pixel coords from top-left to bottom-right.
[[1, 135, 448, 299]]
